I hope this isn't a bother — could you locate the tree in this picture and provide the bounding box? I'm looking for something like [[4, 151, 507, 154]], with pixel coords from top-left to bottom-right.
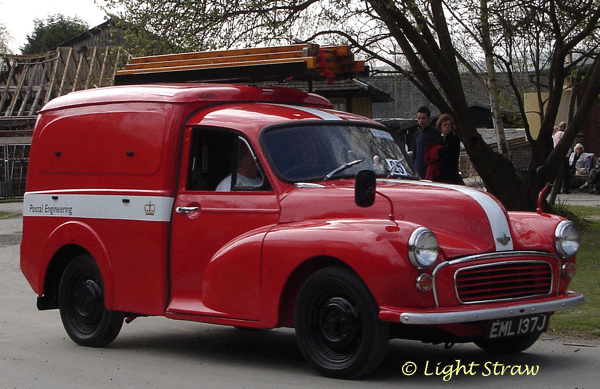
[[438, 0, 600, 205], [21, 14, 89, 55], [444, 0, 512, 160], [0, 20, 12, 54], [104, 0, 600, 211]]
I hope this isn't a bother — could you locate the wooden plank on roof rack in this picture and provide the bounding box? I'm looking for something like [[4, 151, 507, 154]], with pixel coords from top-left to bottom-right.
[[129, 44, 318, 65], [114, 60, 316, 85], [321, 45, 352, 56], [114, 43, 368, 85], [117, 57, 317, 75], [124, 51, 309, 71]]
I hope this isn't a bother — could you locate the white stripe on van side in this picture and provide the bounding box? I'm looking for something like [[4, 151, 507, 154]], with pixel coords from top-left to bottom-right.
[[383, 180, 513, 251], [266, 104, 343, 121], [23, 193, 174, 222]]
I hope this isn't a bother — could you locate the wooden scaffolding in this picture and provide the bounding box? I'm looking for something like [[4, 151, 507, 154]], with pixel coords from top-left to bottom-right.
[[0, 46, 129, 197], [1, 47, 127, 120]]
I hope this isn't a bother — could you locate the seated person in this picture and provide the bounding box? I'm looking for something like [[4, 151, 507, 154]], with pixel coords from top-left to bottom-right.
[[580, 159, 600, 194], [216, 143, 263, 191], [570, 144, 595, 173], [566, 144, 594, 193]]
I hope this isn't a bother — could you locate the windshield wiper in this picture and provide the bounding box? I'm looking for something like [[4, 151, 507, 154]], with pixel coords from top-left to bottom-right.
[[324, 159, 363, 181]]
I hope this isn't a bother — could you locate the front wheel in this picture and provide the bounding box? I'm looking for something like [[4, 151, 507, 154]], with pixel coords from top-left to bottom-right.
[[294, 267, 389, 379], [475, 332, 541, 354], [59, 254, 124, 347]]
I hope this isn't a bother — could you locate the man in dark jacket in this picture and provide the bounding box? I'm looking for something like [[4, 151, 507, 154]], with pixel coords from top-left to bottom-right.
[[412, 106, 442, 178]]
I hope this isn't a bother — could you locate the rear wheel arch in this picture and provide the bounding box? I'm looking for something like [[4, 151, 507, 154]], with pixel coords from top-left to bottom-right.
[[39, 244, 87, 310], [39, 222, 115, 310]]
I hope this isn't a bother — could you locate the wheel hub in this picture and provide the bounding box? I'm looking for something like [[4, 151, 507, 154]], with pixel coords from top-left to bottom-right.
[[73, 279, 103, 326], [318, 297, 360, 353]]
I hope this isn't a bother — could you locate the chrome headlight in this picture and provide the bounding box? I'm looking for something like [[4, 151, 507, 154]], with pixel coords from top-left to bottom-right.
[[408, 227, 439, 269], [555, 220, 579, 258]]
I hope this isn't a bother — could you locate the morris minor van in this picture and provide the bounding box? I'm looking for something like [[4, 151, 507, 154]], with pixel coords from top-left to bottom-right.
[[21, 84, 583, 378]]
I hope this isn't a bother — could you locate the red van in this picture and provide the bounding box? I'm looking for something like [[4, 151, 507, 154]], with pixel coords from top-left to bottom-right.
[[21, 83, 583, 379]]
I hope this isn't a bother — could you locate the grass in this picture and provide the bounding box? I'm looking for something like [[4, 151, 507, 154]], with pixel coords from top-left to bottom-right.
[[548, 205, 600, 338]]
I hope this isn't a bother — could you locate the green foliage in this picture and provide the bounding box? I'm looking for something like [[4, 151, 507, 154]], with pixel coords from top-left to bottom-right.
[[551, 201, 596, 235], [21, 14, 89, 55], [549, 208, 600, 337]]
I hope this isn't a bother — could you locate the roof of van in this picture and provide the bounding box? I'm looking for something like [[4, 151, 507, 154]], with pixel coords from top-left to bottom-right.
[[186, 103, 378, 136], [40, 84, 334, 112]]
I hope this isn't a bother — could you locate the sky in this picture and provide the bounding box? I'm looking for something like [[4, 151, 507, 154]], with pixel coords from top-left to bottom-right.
[[1, 0, 108, 53]]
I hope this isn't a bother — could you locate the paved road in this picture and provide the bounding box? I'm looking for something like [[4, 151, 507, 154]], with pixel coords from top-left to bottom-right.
[[556, 192, 600, 207], [2, 201, 599, 388]]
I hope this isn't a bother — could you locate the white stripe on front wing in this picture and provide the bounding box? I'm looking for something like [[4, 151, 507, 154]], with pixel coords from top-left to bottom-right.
[[451, 185, 513, 251], [383, 180, 513, 251]]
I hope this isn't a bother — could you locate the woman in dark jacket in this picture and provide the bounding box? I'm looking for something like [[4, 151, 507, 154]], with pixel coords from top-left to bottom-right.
[[425, 113, 464, 185]]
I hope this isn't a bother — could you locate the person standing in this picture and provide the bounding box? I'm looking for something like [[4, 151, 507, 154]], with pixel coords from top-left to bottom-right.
[[553, 121, 570, 193], [425, 113, 464, 184], [412, 106, 442, 178]]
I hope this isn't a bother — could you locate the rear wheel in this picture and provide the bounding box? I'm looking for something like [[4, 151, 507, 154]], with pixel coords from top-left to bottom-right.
[[475, 332, 541, 354], [59, 254, 124, 347], [294, 267, 389, 379]]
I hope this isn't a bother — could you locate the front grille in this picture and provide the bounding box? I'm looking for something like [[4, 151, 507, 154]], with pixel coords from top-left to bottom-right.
[[455, 261, 552, 304]]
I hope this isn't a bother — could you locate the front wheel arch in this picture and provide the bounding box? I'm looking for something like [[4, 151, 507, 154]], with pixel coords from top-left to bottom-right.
[[277, 256, 349, 328]]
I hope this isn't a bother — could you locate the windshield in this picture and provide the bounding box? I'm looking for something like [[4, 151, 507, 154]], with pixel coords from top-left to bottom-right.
[[262, 124, 415, 182]]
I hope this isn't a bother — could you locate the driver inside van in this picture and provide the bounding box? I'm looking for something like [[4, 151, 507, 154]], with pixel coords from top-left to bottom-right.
[[216, 142, 263, 191]]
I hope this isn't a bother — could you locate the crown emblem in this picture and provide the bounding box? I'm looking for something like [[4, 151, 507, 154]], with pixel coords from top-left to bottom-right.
[[144, 201, 156, 216]]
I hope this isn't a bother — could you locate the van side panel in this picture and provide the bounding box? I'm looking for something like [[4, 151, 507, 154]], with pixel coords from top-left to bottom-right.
[[22, 102, 189, 316], [26, 103, 182, 192]]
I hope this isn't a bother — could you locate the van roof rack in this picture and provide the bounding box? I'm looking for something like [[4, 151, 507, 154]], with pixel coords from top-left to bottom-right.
[[114, 43, 368, 86]]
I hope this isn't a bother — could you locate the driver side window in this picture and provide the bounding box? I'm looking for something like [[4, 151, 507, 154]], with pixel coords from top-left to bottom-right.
[[186, 128, 269, 192]]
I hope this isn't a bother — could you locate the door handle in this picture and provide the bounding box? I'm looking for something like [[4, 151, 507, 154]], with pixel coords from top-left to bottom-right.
[[175, 206, 199, 214]]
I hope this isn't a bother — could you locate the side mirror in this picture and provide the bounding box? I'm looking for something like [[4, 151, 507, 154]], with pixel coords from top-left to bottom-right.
[[355, 170, 376, 208]]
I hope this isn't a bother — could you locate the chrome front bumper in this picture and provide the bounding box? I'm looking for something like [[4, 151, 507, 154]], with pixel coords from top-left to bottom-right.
[[399, 292, 584, 325]]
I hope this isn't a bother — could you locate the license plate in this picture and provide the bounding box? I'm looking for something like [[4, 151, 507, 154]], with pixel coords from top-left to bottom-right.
[[486, 313, 550, 340]]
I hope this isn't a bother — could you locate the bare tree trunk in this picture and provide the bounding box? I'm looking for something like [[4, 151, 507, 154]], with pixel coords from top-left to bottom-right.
[[481, 0, 511, 160]]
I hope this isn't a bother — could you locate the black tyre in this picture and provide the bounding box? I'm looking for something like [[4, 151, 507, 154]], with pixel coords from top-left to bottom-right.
[[59, 254, 124, 347], [294, 267, 389, 379], [475, 332, 541, 354]]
